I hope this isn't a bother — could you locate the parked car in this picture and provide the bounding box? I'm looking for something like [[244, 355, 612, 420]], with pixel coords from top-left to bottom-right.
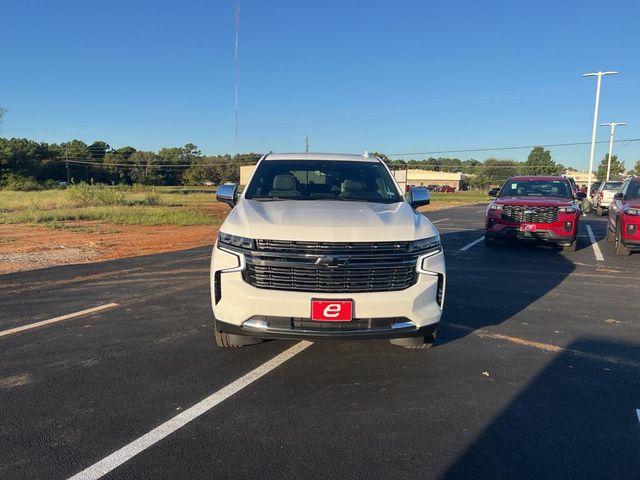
[[212, 152, 445, 349], [593, 181, 623, 216], [606, 176, 640, 256], [440, 185, 456, 193], [485, 176, 586, 251]]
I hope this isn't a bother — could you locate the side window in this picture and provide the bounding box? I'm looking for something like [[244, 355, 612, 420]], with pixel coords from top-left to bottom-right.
[[619, 180, 630, 199]]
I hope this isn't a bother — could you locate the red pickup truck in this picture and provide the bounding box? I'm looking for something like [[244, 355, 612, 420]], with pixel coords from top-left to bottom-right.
[[485, 176, 586, 251], [606, 176, 640, 256]]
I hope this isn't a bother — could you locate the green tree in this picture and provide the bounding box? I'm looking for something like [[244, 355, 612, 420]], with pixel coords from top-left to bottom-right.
[[596, 154, 625, 181], [627, 160, 640, 176], [472, 158, 520, 188], [522, 146, 559, 175]]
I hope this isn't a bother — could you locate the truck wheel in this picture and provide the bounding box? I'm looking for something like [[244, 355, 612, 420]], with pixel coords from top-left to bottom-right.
[[390, 335, 435, 349], [614, 223, 631, 257], [596, 206, 604, 217], [485, 235, 498, 247], [214, 319, 263, 348], [562, 240, 577, 252], [606, 223, 615, 242]]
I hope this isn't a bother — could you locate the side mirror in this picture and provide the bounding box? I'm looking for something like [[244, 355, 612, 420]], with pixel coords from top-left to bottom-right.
[[488, 190, 498, 197], [217, 183, 238, 208], [613, 192, 623, 200], [575, 191, 587, 200], [408, 186, 430, 208]]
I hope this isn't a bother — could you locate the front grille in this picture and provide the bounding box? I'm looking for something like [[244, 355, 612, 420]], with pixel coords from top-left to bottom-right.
[[242, 240, 433, 293], [501, 205, 558, 223]]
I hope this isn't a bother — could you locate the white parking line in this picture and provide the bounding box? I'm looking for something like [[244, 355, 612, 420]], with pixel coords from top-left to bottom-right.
[[0, 303, 120, 338], [431, 218, 450, 224], [67, 340, 313, 480], [460, 236, 485, 251], [586, 225, 604, 262]]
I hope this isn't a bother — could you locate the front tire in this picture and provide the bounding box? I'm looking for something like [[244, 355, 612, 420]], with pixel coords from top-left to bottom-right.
[[214, 319, 263, 348], [606, 222, 615, 242], [485, 235, 498, 247], [614, 223, 631, 257]]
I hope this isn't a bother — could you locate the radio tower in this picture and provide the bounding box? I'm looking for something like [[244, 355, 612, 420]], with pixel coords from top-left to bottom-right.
[[234, 2, 240, 153]]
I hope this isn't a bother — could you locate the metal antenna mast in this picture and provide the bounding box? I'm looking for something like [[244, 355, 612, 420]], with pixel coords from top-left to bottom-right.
[[234, 3, 240, 153]]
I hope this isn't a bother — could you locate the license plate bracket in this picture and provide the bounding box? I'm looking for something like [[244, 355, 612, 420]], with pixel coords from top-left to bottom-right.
[[311, 300, 353, 322]]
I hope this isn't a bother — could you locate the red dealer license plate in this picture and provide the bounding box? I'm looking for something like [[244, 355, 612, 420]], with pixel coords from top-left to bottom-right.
[[311, 300, 353, 322], [520, 223, 537, 232]]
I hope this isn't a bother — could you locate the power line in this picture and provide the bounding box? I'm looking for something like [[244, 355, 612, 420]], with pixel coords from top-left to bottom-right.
[[387, 138, 640, 157]]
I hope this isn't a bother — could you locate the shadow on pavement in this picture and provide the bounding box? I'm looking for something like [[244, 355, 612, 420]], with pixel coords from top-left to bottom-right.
[[442, 336, 640, 480], [439, 229, 575, 345]]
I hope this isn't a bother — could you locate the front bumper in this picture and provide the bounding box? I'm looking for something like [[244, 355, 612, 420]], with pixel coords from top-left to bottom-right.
[[486, 214, 578, 245], [210, 244, 445, 339]]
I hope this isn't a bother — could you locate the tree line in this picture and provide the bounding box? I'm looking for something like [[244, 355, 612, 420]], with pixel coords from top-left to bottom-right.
[[1, 137, 638, 190]]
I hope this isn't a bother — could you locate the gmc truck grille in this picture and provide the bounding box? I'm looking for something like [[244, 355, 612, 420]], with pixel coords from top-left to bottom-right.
[[242, 241, 428, 293], [501, 205, 559, 223]]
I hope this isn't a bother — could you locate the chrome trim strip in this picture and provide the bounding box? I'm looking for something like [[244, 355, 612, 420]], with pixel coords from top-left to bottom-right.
[[241, 319, 418, 334], [218, 246, 246, 273]]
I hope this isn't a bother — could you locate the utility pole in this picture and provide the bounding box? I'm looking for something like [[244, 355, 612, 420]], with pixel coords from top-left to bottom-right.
[[600, 122, 627, 181], [582, 70, 618, 195], [305, 135, 309, 153], [65, 144, 70, 184]]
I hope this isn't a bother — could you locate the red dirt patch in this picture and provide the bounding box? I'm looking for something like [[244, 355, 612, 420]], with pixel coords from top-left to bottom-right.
[[0, 222, 218, 274]]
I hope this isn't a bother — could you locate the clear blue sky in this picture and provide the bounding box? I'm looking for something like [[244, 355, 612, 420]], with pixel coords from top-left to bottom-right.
[[2, 0, 639, 169]]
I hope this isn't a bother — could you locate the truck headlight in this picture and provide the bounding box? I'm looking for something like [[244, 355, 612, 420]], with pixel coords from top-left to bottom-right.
[[558, 205, 577, 213], [624, 207, 640, 216], [217, 232, 254, 250], [488, 203, 503, 211], [410, 235, 441, 254]]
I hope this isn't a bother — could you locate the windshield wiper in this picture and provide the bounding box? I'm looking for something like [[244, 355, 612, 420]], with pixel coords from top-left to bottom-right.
[[248, 196, 288, 201]]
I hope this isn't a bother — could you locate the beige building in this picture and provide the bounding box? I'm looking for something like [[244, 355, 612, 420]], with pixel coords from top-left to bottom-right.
[[406, 170, 468, 190], [564, 170, 594, 187], [240, 165, 256, 186]]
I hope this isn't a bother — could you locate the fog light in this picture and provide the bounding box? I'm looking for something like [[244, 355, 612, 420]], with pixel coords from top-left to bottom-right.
[[436, 274, 444, 307], [564, 221, 573, 232], [627, 224, 637, 235]]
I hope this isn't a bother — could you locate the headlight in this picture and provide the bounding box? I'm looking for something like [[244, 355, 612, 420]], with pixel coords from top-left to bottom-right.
[[558, 205, 577, 213], [409, 235, 441, 253], [488, 203, 503, 211], [624, 207, 640, 216], [218, 232, 254, 250]]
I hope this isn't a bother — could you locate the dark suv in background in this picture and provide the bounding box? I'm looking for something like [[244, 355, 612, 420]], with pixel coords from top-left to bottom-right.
[[606, 176, 640, 256], [486, 176, 586, 251]]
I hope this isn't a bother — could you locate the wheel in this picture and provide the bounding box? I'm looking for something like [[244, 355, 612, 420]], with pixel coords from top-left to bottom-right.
[[606, 222, 615, 242], [614, 222, 631, 257], [390, 335, 435, 350], [562, 240, 577, 252], [484, 235, 498, 247], [596, 206, 604, 216], [214, 319, 263, 348]]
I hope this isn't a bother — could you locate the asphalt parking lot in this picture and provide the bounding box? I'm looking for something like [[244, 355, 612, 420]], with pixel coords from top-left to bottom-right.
[[1, 203, 639, 480]]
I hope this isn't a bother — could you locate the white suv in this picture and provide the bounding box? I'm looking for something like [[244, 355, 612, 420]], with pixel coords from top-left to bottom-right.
[[210, 153, 445, 349]]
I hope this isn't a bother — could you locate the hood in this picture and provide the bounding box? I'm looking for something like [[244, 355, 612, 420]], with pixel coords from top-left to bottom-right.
[[220, 199, 438, 242], [493, 196, 574, 207]]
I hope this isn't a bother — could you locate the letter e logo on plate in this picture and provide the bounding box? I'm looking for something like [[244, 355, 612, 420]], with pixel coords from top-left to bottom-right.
[[311, 300, 353, 322]]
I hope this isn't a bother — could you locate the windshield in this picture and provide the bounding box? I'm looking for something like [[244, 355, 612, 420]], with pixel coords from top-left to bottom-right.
[[499, 179, 572, 198], [602, 182, 622, 191], [244, 160, 403, 203]]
